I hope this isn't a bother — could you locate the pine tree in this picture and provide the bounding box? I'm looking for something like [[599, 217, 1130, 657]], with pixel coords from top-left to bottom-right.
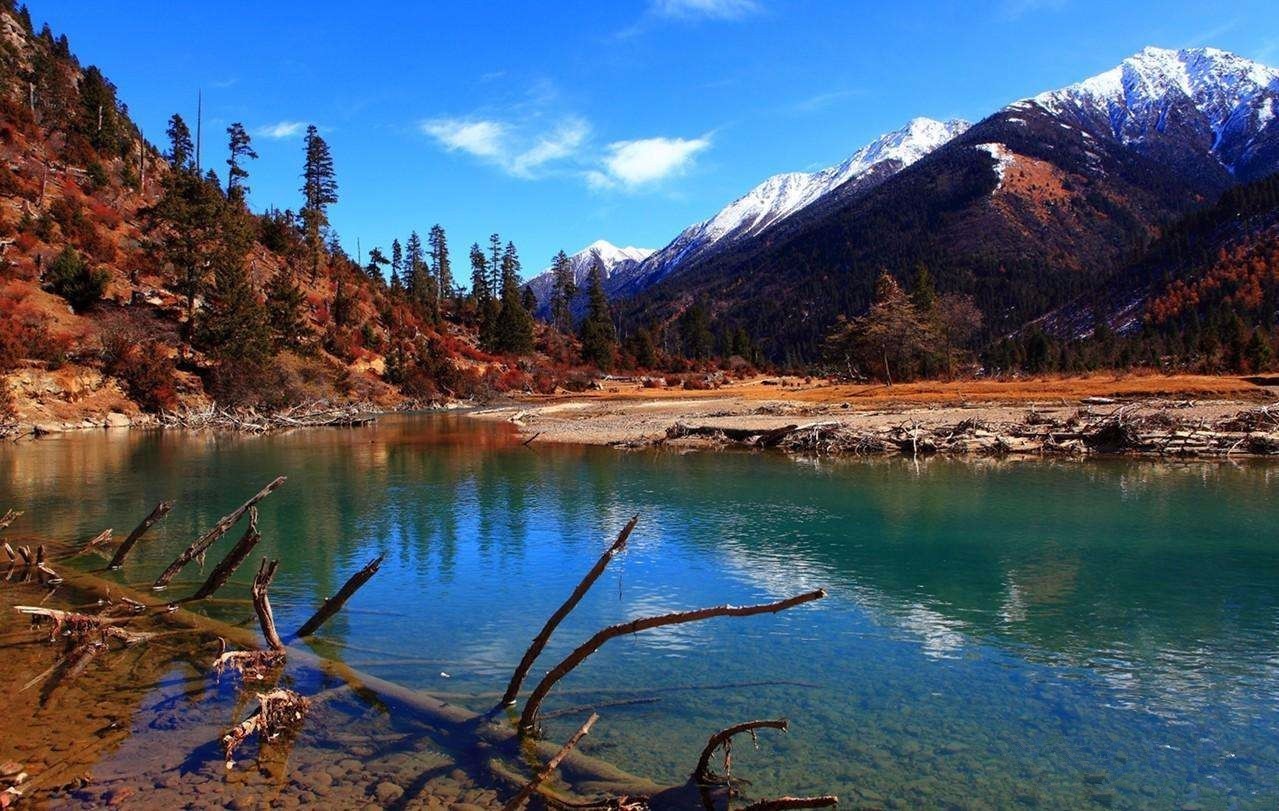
[[265, 267, 311, 352], [678, 301, 713, 360], [366, 246, 389, 282], [487, 233, 503, 296], [579, 263, 616, 371], [405, 230, 436, 317], [429, 224, 452, 303], [76, 66, 122, 155], [300, 125, 337, 278], [549, 250, 576, 332], [494, 241, 534, 353], [225, 122, 257, 205], [470, 243, 499, 350], [165, 114, 194, 170], [389, 239, 403, 297]]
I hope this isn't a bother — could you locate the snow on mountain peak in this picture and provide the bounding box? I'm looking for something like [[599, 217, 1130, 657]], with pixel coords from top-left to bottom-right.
[[695, 116, 971, 245], [1025, 46, 1279, 152]]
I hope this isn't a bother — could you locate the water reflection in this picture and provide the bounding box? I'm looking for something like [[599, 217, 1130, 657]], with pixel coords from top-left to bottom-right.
[[1, 415, 1277, 807]]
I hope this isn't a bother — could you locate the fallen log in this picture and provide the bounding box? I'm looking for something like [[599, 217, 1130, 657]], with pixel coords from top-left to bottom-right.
[[107, 500, 174, 570], [500, 516, 639, 708], [502, 712, 599, 811], [251, 558, 285, 651], [518, 590, 826, 736], [294, 553, 384, 639], [741, 796, 838, 810], [187, 507, 262, 601], [223, 688, 310, 769], [153, 477, 286, 589], [694, 719, 788, 785]]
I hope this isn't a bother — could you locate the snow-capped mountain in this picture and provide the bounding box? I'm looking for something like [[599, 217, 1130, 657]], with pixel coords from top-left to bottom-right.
[[1010, 46, 1279, 179], [613, 117, 970, 294], [526, 240, 653, 315], [611, 46, 1279, 361]]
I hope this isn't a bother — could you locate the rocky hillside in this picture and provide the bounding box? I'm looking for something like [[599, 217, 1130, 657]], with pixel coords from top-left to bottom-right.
[[0, 3, 551, 435]]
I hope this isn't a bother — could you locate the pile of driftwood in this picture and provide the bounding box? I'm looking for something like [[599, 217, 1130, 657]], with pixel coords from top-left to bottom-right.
[[662, 402, 1279, 459], [3, 487, 837, 809], [158, 401, 378, 433]]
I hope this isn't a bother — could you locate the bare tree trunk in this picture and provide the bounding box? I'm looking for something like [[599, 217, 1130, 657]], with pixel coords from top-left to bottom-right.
[[694, 719, 788, 785], [108, 501, 174, 570], [501, 712, 599, 811], [500, 516, 638, 708], [153, 477, 285, 589], [294, 554, 384, 638], [741, 796, 839, 810], [251, 558, 284, 651], [188, 507, 261, 601], [518, 589, 825, 736]]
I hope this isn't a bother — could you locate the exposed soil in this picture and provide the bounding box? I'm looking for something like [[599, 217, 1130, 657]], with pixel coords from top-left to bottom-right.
[[473, 373, 1279, 455]]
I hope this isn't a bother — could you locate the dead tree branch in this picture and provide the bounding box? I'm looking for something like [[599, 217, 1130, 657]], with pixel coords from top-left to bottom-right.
[[519, 589, 826, 735], [502, 712, 600, 811], [694, 719, 788, 785], [251, 558, 284, 651], [81, 529, 113, 553], [153, 477, 286, 589], [740, 796, 838, 810], [0, 509, 21, 532], [501, 516, 639, 708], [107, 500, 174, 569], [294, 554, 384, 638], [187, 507, 262, 601]]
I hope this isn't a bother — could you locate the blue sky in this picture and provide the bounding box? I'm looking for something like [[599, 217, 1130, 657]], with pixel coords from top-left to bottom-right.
[[35, 0, 1279, 278]]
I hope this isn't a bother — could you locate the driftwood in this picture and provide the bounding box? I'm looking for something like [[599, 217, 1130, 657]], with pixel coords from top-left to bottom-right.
[[222, 689, 310, 769], [81, 529, 113, 553], [694, 719, 788, 785], [251, 558, 285, 651], [740, 797, 838, 810], [294, 554, 384, 638], [519, 590, 826, 736], [187, 507, 261, 601], [107, 501, 174, 569], [500, 516, 639, 708], [665, 423, 798, 446], [161, 402, 378, 434], [153, 476, 285, 589], [502, 712, 600, 811], [0, 509, 20, 532]]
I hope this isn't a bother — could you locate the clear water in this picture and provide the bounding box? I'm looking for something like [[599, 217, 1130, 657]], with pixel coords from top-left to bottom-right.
[[2, 413, 1277, 808]]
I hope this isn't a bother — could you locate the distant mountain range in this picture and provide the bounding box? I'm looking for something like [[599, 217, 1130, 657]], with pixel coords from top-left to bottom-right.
[[540, 46, 1279, 361]]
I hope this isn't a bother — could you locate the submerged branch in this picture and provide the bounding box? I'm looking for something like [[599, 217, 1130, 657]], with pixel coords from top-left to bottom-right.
[[153, 477, 285, 590], [501, 515, 638, 708]]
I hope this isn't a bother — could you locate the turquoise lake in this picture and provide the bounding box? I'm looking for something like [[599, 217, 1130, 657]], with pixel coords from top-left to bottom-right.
[[1, 413, 1276, 808]]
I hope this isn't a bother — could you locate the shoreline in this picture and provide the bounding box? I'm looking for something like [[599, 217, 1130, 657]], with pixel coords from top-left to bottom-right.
[[471, 374, 1279, 459]]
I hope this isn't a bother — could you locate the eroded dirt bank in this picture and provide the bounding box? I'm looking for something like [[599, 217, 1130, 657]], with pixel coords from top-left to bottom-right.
[[473, 374, 1279, 457]]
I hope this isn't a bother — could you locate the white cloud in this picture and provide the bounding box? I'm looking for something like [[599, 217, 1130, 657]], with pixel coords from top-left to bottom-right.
[[509, 118, 590, 177], [254, 121, 306, 139], [422, 115, 590, 180], [592, 136, 712, 189], [652, 0, 761, 19], [421, 118, 508, 159]]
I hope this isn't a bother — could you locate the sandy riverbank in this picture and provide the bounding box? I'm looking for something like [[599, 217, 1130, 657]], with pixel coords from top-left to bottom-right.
[[472, 373, 1279, 455]]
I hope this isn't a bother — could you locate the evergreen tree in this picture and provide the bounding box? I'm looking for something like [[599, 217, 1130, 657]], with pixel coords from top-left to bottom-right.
[[265, 267, 311, 352], [521, 284, 537, 314], [165, 114, 194, 170], [300, 125, 337, 277], [579, 263, 616, 370], [678, 301, 713, 360], [225, 122, 257, 205], [366, 246, 389, 282], [487, 233, 503, 295], [389, 239, 404, 297], [197, 255, 270, 368], [549, 250, 576, 332], [44, 247, 107, 312], [625, 327, 658, 369], [429, 224, 452, 302], [405, 230, 437, 316], [494, 241, 534, 353], [76, 66, 122, 155], [470, 243, 499, 350]]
